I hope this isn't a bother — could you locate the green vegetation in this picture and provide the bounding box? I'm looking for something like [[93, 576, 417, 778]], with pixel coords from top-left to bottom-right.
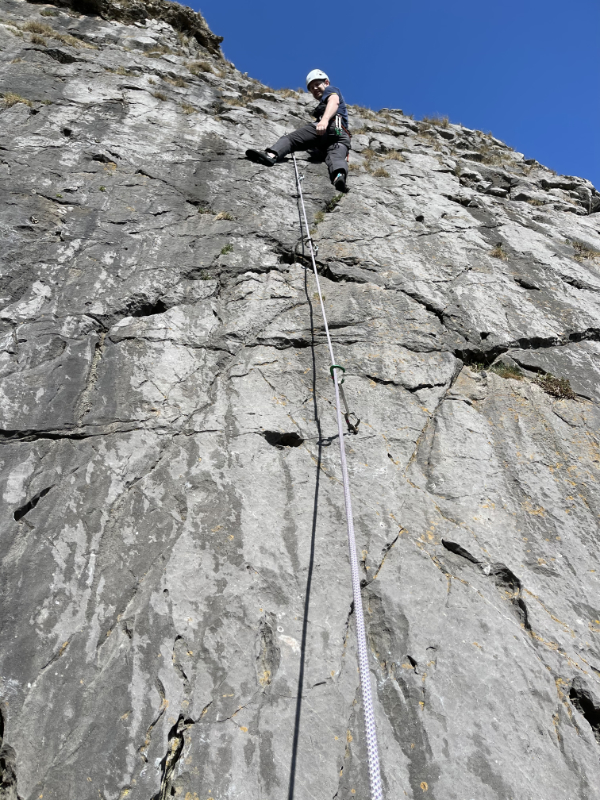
[[222, 95, 248, 107], [164, 76, 187, 88], [99, 186, 106, 192], [105, 66, 137, 76], [187, 60, 214, 76], [479, 363, 576, 398], [490, 243, 508, 261], [349, 104, 377, 121], [423, 115, 449, 127], [568, 239, 600, 262], [325, 193, 344, 212], [220, 243, 233, 255], [359, 147, 400, 175], [146, 45, 176, 58], [21, 19, 96, 49], [22, 20, 54, 34], [490, 363, 523, 380], [2, 92, 32, 108], [534, 373, 576, 399]]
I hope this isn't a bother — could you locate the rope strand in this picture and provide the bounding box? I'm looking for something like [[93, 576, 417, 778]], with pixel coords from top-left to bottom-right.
[[292, 154, 384, 800]]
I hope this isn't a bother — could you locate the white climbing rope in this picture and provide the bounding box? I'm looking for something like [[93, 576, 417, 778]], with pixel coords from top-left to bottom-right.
[[291, 154, 384, 800]]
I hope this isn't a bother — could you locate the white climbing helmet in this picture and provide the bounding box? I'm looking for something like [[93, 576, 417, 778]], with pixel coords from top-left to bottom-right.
[[306, 69, 329, 88]]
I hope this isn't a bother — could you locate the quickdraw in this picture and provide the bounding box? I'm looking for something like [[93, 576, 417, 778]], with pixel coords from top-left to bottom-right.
[[330, 366, 360, 434]]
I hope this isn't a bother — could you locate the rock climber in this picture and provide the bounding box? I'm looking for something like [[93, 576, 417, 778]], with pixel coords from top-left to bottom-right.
[[246, 69, 351, 192]]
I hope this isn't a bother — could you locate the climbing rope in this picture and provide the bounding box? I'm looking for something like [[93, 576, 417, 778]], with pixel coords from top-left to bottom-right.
[[292, 154, 384, 800]]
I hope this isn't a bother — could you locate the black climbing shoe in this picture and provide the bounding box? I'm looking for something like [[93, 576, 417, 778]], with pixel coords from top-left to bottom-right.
[[333, 172, 347, 192], [246, 149, 277, 166]]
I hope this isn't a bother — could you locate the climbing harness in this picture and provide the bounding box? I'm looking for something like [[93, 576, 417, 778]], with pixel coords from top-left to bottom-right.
[[292, 154, 383, 800], [334, 113, 352, 140]]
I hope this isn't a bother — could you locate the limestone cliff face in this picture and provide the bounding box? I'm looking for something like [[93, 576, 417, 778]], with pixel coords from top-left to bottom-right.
[[1, 1, 600, 798]]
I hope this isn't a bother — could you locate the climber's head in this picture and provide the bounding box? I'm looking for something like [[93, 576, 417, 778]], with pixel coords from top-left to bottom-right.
[[306, 69, 330, 99]]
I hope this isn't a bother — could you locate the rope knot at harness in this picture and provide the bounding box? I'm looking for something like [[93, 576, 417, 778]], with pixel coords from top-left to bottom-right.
[[292, 154, 381, 800]]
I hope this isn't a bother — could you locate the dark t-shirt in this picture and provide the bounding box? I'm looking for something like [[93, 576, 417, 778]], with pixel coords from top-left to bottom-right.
[[311, 85, 349, 129]]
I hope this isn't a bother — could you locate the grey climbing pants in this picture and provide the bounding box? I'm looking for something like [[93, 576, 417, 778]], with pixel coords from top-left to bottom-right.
[[268, 122, 351, 182]]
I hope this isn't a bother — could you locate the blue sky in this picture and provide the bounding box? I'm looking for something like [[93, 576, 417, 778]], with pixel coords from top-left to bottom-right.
[[190, 0, 600, 188]]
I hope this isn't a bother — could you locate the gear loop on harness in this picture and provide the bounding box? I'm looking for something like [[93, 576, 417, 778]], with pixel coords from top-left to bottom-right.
[[291, 153, 383, 800]]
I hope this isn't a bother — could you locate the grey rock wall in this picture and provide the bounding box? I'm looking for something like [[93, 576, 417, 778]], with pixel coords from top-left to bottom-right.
[[1, 1, 600, 798]]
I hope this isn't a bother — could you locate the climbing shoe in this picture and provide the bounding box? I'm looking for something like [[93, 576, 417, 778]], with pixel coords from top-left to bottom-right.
[[333, 172, 347, 192], [246, 149, 277, 166]]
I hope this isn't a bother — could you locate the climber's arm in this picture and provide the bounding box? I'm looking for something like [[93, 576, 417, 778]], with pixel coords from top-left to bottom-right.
[[315, 93, 339, 135]]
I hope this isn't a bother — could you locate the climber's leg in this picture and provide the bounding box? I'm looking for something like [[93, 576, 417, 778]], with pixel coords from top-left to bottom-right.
[[247, 123, 321, 165], [325, 131, 351, 188], [268, 123, 324, 159]]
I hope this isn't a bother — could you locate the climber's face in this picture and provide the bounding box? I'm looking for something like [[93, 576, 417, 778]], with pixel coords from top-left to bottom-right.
[[308, 78, 329, 99]]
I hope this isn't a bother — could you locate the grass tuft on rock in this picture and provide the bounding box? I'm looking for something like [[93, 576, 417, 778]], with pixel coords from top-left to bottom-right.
[[187, 60, 213, 75], [146, 45, 176, 58], [22, 20, 54, 34], [568, 239, 600, 262], [220, 243, 233, 255], [22, 19, 95, 48], [371, 166, 390, 178], [153, 91, 168, 102], [164, 76, 187, 88], [325, 193, 344, 212], [215, 211, 233, 221], [350, 104, 377, 120], [490, 363, 523, 380], [490, 243, 508, 260], [534, 373, 576, 399], [2, 92, 32, 107], [423, 115, 449, 127]]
